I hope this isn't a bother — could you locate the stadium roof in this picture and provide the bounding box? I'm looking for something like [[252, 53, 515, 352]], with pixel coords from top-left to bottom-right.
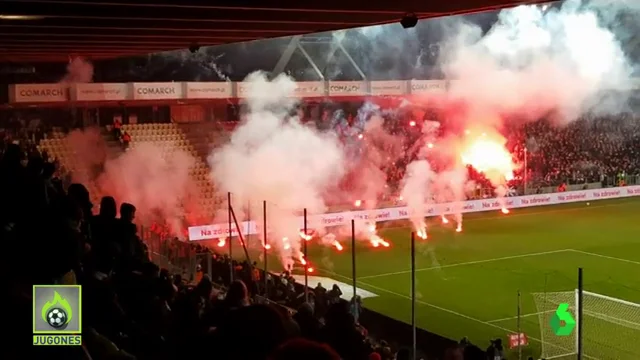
[[1, 0, 551, 63]]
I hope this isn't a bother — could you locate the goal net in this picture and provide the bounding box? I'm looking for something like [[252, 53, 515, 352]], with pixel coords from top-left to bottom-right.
[[532, 290, 640, 359]]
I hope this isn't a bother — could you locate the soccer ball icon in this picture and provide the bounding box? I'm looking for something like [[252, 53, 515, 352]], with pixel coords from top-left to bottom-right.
[[47, 308, 67, 328]]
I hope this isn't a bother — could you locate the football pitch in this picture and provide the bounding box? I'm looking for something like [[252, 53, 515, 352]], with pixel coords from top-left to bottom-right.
[[275, 197, 640, 359]]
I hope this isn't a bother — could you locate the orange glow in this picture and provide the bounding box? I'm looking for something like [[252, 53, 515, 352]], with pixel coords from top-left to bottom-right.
[[409, 121, 416, 127], [299, 232, 312, 241], [501, 207, 510, 214], [217, 239, 226, 247], [441, 216, 449, 224], [354, 199, 362, 207], [460, 131, 515, 183], [358, 134, 364, 139], [427, 142, 434, 149], [307, 267, 315, 273], [264, 243, 271, 250]]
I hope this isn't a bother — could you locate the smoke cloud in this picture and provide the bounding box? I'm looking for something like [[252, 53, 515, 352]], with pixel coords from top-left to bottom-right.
[[62, 129, 199, 234], [208, 71, 345, 267], [60, 57, 94, 84]]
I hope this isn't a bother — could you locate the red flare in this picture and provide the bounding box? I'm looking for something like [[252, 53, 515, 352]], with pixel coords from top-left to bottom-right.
[[307, 267, 314, 273], [333, 241, 344, 251], [441, 216, 449, 224], [217, 239, 226, 247], [409, 120, 416, 127], [501, 207, 510, 214], [264, 243, 271, 250], [354, 199, 362, 207]]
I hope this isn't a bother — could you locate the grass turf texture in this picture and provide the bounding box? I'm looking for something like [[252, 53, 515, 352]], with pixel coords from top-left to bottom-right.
[[233, 197, 640, 359]]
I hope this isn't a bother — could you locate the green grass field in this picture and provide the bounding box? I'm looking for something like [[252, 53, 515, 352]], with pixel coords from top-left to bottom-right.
[[290, 197, 640, 359], [224, 197, 640, 358]]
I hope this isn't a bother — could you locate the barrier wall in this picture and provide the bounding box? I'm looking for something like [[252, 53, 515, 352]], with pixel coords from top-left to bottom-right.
[[188, 185, 640, 241], [10, 79, 640, 103]]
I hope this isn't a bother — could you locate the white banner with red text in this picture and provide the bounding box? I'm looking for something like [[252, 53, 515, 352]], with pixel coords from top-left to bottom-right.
[[187, 185, 640, 241]]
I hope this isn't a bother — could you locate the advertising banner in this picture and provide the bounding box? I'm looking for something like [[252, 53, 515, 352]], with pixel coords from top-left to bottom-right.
[[71, 83, 128, 101], [185, 82, 232, 99], [410, 80, 447, 94], [9, 84, 67, 103], [328, 81, 367, 96], [131, 82, 183, 100], [370, 81, 407, 96]]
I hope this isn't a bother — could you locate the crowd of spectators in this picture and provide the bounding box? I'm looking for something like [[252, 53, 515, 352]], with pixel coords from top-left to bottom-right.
[[3, 130, 441, 360], [3, 106, 640, 360]]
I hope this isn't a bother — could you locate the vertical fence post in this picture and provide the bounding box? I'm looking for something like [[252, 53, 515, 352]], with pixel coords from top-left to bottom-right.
[[577, 268, 583, 360], [411, 231, 417, 360], [263, 200, 268, 296], [351, 219, 357, 319], [303, 208, 309, 304], [517, 290, 522, 360], [228, 192, 233, 282]]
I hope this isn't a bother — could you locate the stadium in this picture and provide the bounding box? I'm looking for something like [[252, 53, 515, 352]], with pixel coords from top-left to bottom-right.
[[3, 1, 640, 360]]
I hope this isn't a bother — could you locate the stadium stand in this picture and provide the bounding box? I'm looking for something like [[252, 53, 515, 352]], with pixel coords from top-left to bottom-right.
[[3, 108, 640, 360]]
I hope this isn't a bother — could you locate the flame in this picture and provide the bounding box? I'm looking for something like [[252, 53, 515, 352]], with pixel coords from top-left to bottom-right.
[[217, 238, 226, 247], [333, 241, 344, 251], [41, 291, 73, 324], [354, 200, 362, 207], [282, 237, 290, 250], [460, 131, 515, 183], [368, 224, 390, 247], [299, 232, 312, 241], [409, 120, 416, 127], [441, 216, 449, 224], [307, 267, 315, 273], [501, 207, 510, 214]]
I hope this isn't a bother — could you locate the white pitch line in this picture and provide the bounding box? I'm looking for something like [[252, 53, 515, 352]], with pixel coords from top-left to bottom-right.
[[569, 249, 640, 266], [487, 310, 555, 323], [319, 267, 600, 360], [320, 268, 597, 359], [359, 249, 571, 280]]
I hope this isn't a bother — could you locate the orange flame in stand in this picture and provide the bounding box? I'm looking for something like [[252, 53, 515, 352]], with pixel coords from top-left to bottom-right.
[[460, 131, 515, 183]]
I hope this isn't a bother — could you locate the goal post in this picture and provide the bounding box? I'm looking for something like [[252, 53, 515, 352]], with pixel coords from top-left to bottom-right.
[[533, 290, 640, 359]]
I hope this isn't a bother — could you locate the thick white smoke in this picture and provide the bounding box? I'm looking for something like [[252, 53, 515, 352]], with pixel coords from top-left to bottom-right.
[[442, 1, 635, 123], [208, 72, 345, 268], [60, 57, 94, 84], [399, 0, 637, 237], [400, 160, 434, 238]]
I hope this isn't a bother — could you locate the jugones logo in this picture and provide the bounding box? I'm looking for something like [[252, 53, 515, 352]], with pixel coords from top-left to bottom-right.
[[33, 285, 82, 346]]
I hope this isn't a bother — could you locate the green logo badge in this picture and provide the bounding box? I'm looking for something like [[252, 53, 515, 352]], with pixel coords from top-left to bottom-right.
[[33, 285, 82, 334], [550, 303, 576, 336]]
